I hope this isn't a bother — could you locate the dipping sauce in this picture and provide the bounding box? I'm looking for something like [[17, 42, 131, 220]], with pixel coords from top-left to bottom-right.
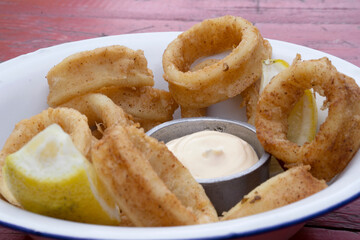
[[166, 130, 259, 179]]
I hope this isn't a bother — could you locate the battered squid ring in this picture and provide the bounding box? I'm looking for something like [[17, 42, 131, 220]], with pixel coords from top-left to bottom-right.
[[0, 107, 92, 206], [221, 165, 327, 220], [47, 45, 154, 107], [91, 124, 218, 226], [59, 93, 135, 130], [162, 15, 272, 108], [95, 86, 178, 130], [255, 55, 360, 181]]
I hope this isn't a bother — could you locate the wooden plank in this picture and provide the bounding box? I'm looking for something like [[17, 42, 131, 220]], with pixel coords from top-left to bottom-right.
[[256, 23, 360, 66], [0, 16, 195, 62], [259, 0, 360, 9], [290, 227, 360, 240], [0, 227, 29, 240], [0, 0, 359, 24], [306, 198, 360, 231], [0, 0, 358, 65], [1, 14, 358, 66]]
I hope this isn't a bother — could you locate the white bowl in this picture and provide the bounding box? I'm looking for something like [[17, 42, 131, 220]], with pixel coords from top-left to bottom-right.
[[0, 32, 359, 239]]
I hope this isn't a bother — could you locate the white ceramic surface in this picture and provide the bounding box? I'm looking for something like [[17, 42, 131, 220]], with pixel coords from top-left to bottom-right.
[[0, 32, 359, 240]]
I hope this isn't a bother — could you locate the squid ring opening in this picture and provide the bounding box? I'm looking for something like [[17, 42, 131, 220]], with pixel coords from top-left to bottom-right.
[[255, 55, 360, 181], [0, 107, 92, 205], [162, 15, 272, 108]]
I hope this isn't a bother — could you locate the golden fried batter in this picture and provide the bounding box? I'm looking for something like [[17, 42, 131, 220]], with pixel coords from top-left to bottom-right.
[[96, 86, 178, 124], [163, 15, 271, 108], [91, 125, 218, 226], [255, 55, 360, 181], [221, 165, 327, 220], [47, 45, 154, 106], [59, 93, 134, 129]]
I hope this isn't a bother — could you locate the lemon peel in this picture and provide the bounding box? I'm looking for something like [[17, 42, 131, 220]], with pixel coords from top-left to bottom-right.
[[3, 124, 120, 225]]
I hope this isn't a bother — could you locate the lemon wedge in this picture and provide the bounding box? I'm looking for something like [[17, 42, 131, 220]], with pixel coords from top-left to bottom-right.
[[3, 124, 121, 225], [287, 89, 318, 145], [260, 59, 318, 176], [260, 59, 289, 94]]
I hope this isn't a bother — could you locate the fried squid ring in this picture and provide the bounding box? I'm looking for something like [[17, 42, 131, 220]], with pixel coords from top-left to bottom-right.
[[91, 125, 218, 226], [163, 15, 272, 108], [47, 45, 154, 107], [96, 86, 178, 124], [255, 55, 360, 181], [240, 79, 261, 125], [59, 93, 134, 130], [180, 106, 207, 118], [221, 165, 327, 220], [0, 107, 92, 206]]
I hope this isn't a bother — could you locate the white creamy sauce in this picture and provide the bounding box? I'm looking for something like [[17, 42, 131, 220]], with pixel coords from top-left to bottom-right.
[[166, 130, 259, 179]]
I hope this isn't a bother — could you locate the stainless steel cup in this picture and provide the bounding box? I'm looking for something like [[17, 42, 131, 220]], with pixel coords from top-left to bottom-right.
[[147, 117, 270, 215]]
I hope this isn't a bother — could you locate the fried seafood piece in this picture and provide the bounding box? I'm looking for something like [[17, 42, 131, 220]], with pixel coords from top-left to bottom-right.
[[221, 165, 327, 220], [96, 86, 179, 125], [240, 39, 273, 125], [60, 91, 175, 132], [0, 108, 92, 206], [60, 93, 135, 130], [91, 125, 218, 227], [240, 79, 260, 125], [178, 59, 218, 118], [180, 106, 207, 118], [163, 15, 272, 109], [132, 118, 162, 132], [255, 55, 360, 181], [47, 45, 154, 107]]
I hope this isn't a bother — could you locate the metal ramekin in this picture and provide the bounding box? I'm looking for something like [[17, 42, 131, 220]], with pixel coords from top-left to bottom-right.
[[147, 117, 270, 215]]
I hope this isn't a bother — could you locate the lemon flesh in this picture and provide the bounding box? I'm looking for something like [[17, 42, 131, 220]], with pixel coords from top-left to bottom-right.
[[261, 59, 318, 175], [260, 59, 289, 94], [3, 124, 120, 225], [287, 89, 318, 145]]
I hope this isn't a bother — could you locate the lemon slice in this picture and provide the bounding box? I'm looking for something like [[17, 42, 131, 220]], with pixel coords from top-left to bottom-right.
[[3, 124, 121, 225], [260, 59, 318, 176], [260, 59, 289, 94], [287, 89, 318, 145]]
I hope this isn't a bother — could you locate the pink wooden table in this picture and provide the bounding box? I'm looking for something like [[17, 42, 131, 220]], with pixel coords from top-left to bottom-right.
[[0, 0, 359, 239]]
